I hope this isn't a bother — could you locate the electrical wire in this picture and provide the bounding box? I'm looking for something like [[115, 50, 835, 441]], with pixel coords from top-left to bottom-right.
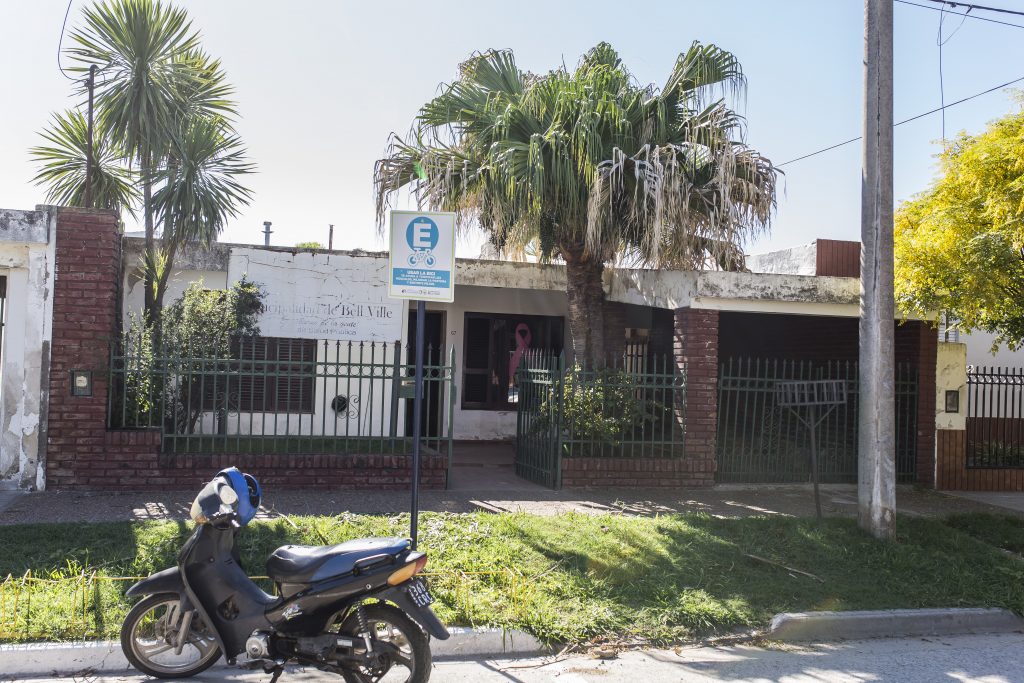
[[921, 0, 1024, 18], [894, 0, 1024, 30], [777, 73, 1024, 167], [57, 0, 78, 81]]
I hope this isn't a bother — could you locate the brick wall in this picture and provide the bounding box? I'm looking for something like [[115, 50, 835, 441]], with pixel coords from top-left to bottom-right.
[[561, 457, 715, 488], [603, 301, 627, 362], [936, 429, 1024, 491], [44, 208, 446, 491], [671, 308, 719, 486]]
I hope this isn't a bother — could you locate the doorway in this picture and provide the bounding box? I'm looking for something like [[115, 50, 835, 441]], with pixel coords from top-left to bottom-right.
[[405, 310, 445, 439]]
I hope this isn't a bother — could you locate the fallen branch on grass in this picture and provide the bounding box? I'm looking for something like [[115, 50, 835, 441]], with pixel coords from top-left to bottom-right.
[[743, 553, 824, 582]]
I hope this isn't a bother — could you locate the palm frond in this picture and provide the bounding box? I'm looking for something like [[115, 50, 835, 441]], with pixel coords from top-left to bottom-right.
[[29, 109, 137, 214]]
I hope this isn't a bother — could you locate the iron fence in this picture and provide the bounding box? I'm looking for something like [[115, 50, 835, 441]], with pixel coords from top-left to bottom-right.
[[966, 366, 1024, 468], [515, 351, 687, 488], [716, 358, 919, 483], [109, 339, 456, 458]]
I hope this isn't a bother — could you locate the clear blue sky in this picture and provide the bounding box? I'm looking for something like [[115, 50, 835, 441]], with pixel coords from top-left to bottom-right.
[[2, 0, 1023, 257]]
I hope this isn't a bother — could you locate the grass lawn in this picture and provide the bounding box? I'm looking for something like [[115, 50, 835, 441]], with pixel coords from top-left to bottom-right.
[[1, 512, 1023, 645]]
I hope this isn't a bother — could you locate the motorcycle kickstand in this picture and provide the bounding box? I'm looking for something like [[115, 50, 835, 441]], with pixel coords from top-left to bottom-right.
[[265, 664, 284, 683]]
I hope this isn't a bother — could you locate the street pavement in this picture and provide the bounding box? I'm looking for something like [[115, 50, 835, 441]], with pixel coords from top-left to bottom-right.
[[6, 634, 1024, 682]]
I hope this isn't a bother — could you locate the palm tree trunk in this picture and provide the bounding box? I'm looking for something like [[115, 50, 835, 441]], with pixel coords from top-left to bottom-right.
[[564, 250, 606, 367], [142, 175, 156, 320]]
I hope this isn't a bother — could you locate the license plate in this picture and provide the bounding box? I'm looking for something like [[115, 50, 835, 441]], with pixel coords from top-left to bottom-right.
[[407, 579, 434, 607]]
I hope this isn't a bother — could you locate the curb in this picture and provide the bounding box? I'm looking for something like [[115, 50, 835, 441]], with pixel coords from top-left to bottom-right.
[[769, 608, 1024, 642], [0, 628, 547, 678]]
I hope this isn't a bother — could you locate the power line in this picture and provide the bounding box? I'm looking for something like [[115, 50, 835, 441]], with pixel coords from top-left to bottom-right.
[[921, 0, 1024, 18], [57, 0, 78, 81], [777, 74, 1024, 167], [894, 0, 1024, 30]]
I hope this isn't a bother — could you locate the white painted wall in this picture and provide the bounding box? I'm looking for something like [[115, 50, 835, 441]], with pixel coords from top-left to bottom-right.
[[0, 208, 55, 490], [431, 284, 569, 441], [936, 342, 967, 431], [961, 329, 1024, 369], [122, 268, 228, 325]]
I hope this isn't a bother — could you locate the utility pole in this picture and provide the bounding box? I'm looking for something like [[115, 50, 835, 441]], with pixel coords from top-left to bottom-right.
[[328, 224, 334, 251], [83, 65, 97, 209], [859, 0, 896, 540]]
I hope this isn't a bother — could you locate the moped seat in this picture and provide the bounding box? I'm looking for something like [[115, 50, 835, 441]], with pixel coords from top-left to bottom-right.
[[266, 537, 410, 584]]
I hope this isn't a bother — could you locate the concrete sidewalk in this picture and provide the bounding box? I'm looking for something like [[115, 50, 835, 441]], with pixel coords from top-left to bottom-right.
[[1, 483, 1019, 525], [6, 633, 1024, 682]]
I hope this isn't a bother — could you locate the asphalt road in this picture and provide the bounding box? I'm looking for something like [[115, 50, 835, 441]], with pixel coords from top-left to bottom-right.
[[6, 634, 1024, 682]]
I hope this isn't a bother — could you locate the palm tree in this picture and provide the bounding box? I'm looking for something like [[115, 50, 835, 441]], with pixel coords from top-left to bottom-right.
[[149, 114, 254, 312], [375, 42, 778, 364], [30, 109, 137, 213], [51, 0, 247, 321]]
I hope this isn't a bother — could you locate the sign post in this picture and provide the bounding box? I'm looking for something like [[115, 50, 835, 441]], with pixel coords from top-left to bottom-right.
[[388, 210, 456, 548]]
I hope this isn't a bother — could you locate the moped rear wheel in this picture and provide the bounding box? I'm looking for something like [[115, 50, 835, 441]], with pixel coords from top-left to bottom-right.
[[339, 603, 431, 683], [121, 592, 222, 679]]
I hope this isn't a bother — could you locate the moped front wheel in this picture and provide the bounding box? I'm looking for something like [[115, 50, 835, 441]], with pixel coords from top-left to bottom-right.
[[121, 592, 222, 679]]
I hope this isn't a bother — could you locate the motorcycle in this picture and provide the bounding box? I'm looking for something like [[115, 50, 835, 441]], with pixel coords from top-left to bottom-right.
[[120, 468, 448, 682]]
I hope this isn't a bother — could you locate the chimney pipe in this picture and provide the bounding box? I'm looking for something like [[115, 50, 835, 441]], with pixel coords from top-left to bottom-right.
[[262, 221, 273, 247]]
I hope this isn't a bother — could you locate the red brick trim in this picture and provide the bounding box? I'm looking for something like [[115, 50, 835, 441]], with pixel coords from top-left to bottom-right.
[[674, 308, 719, 484], [561, 457, 715, 488]]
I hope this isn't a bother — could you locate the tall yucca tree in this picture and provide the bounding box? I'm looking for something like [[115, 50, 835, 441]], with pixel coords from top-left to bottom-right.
[[375, 42, 778, 363], [30, 0, 250, 324]]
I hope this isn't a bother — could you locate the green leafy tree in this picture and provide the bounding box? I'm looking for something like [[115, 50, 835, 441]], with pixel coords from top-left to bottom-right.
[[375, 43, 778, 363], [295, 241, 325, 249], [119, 278, 265, 430], [30, 0, 253, 323], [895, 99, 1024, 348]]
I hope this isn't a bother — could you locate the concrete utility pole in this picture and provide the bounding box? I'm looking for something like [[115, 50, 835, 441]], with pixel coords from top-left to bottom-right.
[[859, 0, 896, 540]]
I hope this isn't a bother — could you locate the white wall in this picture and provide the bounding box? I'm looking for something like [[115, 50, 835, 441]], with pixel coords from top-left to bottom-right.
[[0, 208, 55, 490], [122, 268, 228, 326], [961, 329, 1024, 369], [431, 284, 569, 441]]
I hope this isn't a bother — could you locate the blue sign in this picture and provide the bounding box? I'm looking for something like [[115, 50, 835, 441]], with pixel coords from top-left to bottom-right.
[[389, 211, 456, 302]]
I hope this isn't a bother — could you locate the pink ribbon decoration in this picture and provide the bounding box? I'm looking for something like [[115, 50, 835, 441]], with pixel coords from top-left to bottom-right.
[[509, 323, 532, 386]]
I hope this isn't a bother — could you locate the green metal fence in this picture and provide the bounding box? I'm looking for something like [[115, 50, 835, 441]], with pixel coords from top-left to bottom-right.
[[716, 358, 919, 484], [109, 339, 456, 459], [515, 351, 687, 488]]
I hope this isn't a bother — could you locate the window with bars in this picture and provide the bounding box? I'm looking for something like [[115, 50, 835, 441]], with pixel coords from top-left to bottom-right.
[[462, 312, 564, 410], [201, 337, 318, 414]]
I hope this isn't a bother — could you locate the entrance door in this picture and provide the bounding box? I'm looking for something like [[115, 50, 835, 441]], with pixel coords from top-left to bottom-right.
[[405, 311, 445, 438]]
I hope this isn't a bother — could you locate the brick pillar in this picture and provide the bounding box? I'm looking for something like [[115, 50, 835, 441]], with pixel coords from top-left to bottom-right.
[[913, 322, 938, 488], [603, 301, 627, 363], [45, 208, 121, 489], [674, 308, 719, 484]]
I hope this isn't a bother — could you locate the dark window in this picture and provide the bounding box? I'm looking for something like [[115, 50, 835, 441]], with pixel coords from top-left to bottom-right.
[[462, 312, 564, 410], [202, 337, 317, 414]]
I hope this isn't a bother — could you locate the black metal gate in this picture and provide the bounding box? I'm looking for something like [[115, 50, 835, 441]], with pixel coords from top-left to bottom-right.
[[514, 352, 563, 488], [966, 366, 1024, 468], [716, 358, 919, 483]]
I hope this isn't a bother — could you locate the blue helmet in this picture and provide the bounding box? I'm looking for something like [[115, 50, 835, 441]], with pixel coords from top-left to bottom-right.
[[218, 467, 262, 526]]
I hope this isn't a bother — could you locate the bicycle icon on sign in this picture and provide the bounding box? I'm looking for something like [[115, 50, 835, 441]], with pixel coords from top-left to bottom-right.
[[407, 250, 436, 267], [406, 217, 440, 268]]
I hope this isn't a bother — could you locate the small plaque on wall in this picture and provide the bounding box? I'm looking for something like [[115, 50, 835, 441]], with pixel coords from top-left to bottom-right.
[[945, 389, 960, 413], [71, 370, 92, 397]]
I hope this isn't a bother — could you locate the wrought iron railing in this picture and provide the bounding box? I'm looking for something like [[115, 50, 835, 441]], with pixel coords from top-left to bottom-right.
[[966, 365, 1024, 468], [716, 358, 919, 484], [108, 339, 456, 458], [515, 351, 687, 487]]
